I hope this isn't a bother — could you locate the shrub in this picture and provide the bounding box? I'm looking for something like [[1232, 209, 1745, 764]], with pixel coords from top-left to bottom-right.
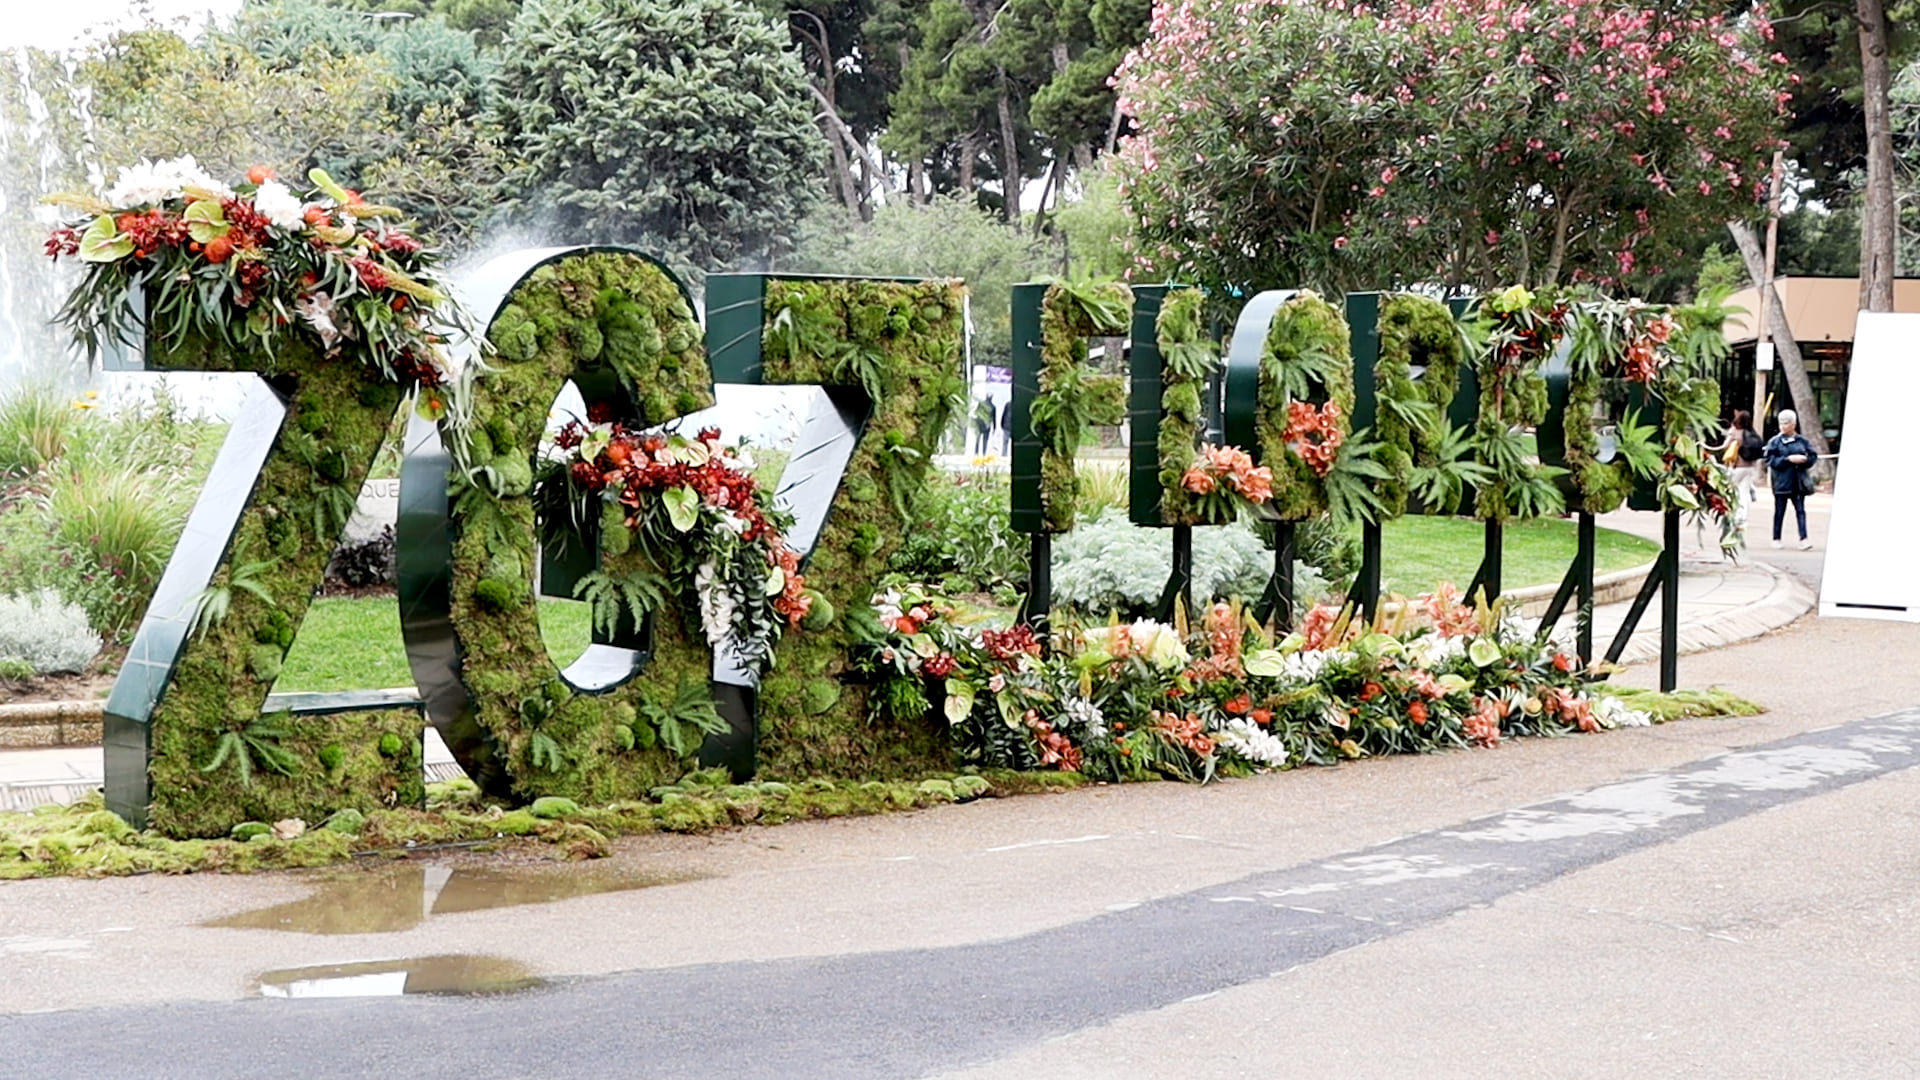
[[0, 590, 102, 674], [1051, 509, 1327, 618], [890, 468, 1027, 592], [0, 385, 78, 478], [326, 526, 396, 589], [48, 470, 187, 641]]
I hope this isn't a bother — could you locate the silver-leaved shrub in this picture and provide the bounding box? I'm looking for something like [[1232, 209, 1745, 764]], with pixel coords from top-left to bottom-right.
[[0, 589, 102, 674], [1051, 509, 1326, 618]]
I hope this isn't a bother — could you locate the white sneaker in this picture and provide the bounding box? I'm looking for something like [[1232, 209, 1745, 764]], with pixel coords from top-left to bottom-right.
[[1770, 539, 1783, 549], [1798, 540, 1813, 550]]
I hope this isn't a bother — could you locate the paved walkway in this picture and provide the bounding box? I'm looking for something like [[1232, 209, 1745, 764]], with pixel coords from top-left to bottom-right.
[[0, 503, 1824, 812]]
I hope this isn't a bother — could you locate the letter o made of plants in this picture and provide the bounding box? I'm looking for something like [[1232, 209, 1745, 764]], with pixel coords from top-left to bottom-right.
[[1373, 293, 1466, 517], [1472, 289, 1562, 521], [1223, 290, 1354, 522], [403, 247, 723, 804]]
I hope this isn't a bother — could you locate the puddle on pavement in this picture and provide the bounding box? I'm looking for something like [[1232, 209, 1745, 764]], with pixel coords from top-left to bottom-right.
[[207, 861, 705, 935], [256, 955, 541, 998]]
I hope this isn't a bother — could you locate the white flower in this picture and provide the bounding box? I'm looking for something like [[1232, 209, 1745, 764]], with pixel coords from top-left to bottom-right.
[[1062, 696, 1106, 742], [694, 562, 735, 647], [294, 292, 344, 348], [251, 179, 306, 231], [1593, 694, 1653, 729], [102, 155, 231, 208], [1216, 716, 1290, 768]]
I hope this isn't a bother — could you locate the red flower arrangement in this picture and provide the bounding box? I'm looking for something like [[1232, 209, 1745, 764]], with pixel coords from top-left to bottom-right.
[[1281, 401, 1344, 477]]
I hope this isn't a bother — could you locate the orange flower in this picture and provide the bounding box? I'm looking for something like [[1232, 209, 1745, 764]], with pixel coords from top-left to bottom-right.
[[1250, 707, 1273, 725], [246, 165, 275, 184], [1182, 466, 1216, 494], [1223, 694, 1252, 715], [1407, 699, 1429, 725]]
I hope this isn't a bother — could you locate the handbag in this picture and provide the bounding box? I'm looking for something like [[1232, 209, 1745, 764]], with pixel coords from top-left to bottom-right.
[[1796, 466, 1816, 496]]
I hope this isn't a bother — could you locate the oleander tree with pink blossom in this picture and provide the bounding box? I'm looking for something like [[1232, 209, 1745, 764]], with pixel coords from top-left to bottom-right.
[[1112, 0, 1793, 295]]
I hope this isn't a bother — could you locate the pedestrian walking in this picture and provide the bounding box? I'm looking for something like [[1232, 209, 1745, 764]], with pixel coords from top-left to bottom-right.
[[971, 397, 994, 455], [1715, 408, 1764, 505], [1000, 399, 1014, 456], [1762, 408, 1818, 550]]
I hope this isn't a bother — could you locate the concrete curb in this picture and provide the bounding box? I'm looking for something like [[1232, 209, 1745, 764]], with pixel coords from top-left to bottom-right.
[[1504, 560, 1655, 618], [1608, 560, 1815, 666]]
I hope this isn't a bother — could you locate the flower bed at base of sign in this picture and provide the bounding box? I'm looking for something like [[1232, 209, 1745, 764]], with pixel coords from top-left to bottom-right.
[[45, 156, 465, 398], [861, 582, 1653, 781], [551, 420, 811, 665]]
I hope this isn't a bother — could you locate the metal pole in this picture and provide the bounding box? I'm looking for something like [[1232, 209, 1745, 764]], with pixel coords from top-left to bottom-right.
[[1483, 518, 1503, 605], [1156, 525, 1194, 622], [1355, 520, 1383, 621], [1026, 532, 1052, 646], [1661, 509, 1680, 692], [1273, 519, 1296, 630], [1577, 512, 1596, 666]]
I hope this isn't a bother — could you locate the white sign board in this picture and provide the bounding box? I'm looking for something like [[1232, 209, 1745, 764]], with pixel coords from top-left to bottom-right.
[[1820, 312, 1920, 621]]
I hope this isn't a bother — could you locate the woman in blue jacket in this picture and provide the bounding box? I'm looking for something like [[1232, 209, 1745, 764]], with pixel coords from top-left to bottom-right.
[[1763, 409, 1818, 550]]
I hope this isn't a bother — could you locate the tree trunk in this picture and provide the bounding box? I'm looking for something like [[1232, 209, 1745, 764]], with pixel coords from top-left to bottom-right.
[[1031, 151, 1059, 238], [900, 42, 927, 206], [996, 71, 1021, 224], [958, 132, 979, 194], [1729, 220, 1834, 464], [1856, 0, 1896, 311]]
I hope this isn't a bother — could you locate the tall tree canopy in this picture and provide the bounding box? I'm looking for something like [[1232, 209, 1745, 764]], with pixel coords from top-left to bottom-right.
[[487, 0, 824, 277], [1114, 0, 1791, 295]]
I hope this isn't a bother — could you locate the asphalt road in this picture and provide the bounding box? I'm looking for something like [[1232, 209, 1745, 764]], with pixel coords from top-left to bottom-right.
[[7, 700, 1920, 1080]]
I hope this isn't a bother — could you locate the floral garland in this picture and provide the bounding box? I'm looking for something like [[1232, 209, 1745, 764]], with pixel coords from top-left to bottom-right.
[[1565, 296, 1738, 538], [45, 157, 464, 396], [1032, 281, 1132, 532], [554, 421, 810, 665], [1471, 285, 1566, 521], [1253, 291, 1355, 520], [1372, 293, 1467, 517], [863, 583, 1652, 781], [1154, 288, 1220, 525]]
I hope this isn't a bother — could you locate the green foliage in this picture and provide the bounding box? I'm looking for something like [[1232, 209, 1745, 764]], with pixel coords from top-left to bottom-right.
[[0, 590, 100, 675], [1372, 294, 1470, 517], [1033, 280, 1133, 532], [572, 570, 667, 638], [787, 196, 1054, 369], [1153, 288, 1220, 525], [889, 469, 1027, 592], [488, 0, 823, 279], [1116, 0, 1790, 294], [638, 679, 727, 760], [0, 385, 77, 477], [755, 277, 965, 781], [1254, 292, 1354, 521], [201, 715, 302, 789]]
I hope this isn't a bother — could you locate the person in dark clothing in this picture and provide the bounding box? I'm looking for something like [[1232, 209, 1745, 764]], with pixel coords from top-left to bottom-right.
[[999, 399, 1014, 456], [1762, 408, 1818, 550], [972, 397, 994, 454]]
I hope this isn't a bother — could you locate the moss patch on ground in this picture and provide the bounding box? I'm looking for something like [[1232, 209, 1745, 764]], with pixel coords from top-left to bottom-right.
[[0, 768, 1084, 879]]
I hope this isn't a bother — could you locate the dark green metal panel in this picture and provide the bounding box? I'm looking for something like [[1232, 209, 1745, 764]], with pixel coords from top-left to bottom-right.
[[1220, 290, 1298, 460], [1127, 284, 1177, 527], [1009, 282, 1047, 534], [1626, 382, 1663, 512], [1536, 341, 1571, 469], [704, 273, 765, 384], [1443, 297, 1480, 429], [1346, 292, 1380, 433]]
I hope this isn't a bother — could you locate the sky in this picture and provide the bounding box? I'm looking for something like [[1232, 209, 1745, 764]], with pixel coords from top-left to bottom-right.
[[1, 0, 242, 51]]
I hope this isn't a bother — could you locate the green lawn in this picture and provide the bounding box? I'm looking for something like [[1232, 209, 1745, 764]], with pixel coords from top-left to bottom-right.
[[276, 595, 594, 693], [1378, 515, 1657, 596]]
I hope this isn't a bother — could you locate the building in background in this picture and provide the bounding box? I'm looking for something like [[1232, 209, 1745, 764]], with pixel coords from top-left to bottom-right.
[[1720, 276, 1920, 447]]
